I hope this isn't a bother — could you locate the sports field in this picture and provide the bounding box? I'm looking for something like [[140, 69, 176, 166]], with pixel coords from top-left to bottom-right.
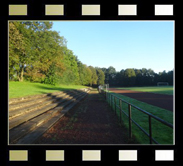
[[116, 86, 173, 95], [108, 86, 174, 144], [110, 87, 173, 112]]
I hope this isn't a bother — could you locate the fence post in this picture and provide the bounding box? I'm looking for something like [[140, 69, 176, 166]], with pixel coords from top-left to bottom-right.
[[128, 104, 132, 139], [149, 115, 152, 144], [114, 96, 116, 115], [119, 100, 122, 123]]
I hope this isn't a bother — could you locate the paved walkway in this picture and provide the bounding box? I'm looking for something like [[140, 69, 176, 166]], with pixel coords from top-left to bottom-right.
[[35, 89, 135, 144]]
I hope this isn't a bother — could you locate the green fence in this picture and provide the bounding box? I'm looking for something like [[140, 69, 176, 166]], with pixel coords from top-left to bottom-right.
[[102, 90, 173, 144]]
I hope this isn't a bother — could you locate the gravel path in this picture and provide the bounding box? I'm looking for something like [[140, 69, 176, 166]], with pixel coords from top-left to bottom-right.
[[109, 88, 173, 112], [35, 89, 134, 144]]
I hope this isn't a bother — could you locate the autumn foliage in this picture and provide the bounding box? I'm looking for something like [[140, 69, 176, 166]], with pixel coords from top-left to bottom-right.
[[9, 21, 105, 86]]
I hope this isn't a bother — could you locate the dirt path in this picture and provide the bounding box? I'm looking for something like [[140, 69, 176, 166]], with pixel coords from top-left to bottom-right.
[[109, 88, 173, 112], [35, 89, 134, 144]]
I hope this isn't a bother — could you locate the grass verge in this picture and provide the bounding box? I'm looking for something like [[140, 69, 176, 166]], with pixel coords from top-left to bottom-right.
[[9, 81, 88, 99], [106, 92, 173, 144]]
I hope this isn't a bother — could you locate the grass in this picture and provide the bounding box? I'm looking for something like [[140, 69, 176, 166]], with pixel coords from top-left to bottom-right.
[[9, 81, 88, 99], [106, 92, 173, 144], [117, 86, 173, 95]]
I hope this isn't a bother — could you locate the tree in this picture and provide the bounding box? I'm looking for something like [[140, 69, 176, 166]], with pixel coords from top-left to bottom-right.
[[134, 69, 142, 86], [88, 66, 98, 86], [43, 62, 58, 85], [140, 68, 149, 86], [9, 21, 61, 82], [77, 61, 92, 85], [115, 70, 125, 86], [9, 22, 29, 81], [59, 48, 79, 85], [100, 67, 108, 84], [96, 68, 105, 85], [85, 67, 92, 86], [167, 70, 173, 85], [107, 66, 116, 85], [124, 68, 136, 86], [119, 69, 125, 86]]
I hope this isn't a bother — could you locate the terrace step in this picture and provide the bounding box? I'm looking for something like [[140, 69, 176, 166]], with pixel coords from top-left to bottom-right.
[[9, 91, 77, 119], [9, 92, 80, 129], [9, 91, 65, 111], [9, 91, 86, 144], [9, 91, 65, 105], [16, 92, 87, 144], [9, 89, 81, 109], [9, 88, 91, 144]]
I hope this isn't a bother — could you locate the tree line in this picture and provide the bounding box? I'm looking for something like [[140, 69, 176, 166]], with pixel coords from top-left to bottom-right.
[[9, 21, 105, 86], [101, 66, 173, 87]]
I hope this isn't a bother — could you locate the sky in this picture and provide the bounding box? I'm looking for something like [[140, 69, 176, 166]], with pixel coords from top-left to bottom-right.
[[52, 21, 174, 73]]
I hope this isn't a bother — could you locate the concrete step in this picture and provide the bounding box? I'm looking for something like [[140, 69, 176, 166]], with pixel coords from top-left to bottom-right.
[[9, 91, 66, 105], [9, 90, 79, 119], [9, 89, 81, 109], [9, 93, 70, 120], [9, 92, 65, 111], [9, 91, 88, 144], [15, 92, 88, 144], [9, 88, 91, 144], [9, 93, 80, 130]]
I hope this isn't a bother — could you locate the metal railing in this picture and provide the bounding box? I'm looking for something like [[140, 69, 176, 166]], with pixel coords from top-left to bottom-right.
[[101, 90, 173, 144]]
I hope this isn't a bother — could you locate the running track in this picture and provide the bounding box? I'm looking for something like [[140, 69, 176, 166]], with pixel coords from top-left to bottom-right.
[[109, 88, 173, 112]]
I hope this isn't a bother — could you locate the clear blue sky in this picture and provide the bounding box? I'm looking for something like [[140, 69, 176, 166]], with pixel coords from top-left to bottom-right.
[[52, 21, 174, 73]]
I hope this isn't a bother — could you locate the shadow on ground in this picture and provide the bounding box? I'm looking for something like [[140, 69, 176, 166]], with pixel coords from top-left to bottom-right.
[[33, 84, 76, 92], [35, 89, 139, 144]]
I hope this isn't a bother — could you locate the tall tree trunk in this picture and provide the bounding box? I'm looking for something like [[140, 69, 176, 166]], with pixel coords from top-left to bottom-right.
[[18, 66, 24, 82]]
